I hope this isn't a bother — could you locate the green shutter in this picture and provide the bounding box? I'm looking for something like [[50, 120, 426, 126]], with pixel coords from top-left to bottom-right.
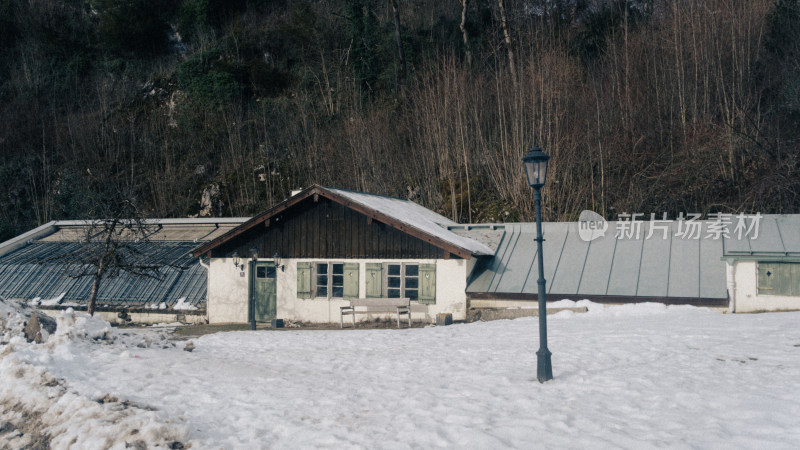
[[758, 263, 776, 294], [418, 263, 436, 304], [793, 264, 800, 296], [297, 262, 312, 299], [344, 262, 360, 299], [758, 263, 799, 296], [365, 263, 382, 298]]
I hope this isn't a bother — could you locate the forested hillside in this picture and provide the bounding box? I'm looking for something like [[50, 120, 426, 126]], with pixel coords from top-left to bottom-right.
[[1, 0, 798, 242]]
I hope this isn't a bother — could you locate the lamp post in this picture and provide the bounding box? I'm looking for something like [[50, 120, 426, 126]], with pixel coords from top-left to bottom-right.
[[249, 247, 258, 330], [522, 140, 553, 383]]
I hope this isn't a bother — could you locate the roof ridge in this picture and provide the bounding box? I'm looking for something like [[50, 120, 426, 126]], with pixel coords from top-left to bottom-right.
[[322, 186, 409, 200]]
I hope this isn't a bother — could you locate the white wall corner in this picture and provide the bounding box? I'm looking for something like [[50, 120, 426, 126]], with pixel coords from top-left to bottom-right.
[[726, 259, 736, 313]]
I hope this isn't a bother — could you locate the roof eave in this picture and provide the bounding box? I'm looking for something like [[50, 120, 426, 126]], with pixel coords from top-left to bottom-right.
[[722, 253, 800, 262], [191, 185, 480, 259], [0, 221, 59, 258], [191, 185, 322, 258]]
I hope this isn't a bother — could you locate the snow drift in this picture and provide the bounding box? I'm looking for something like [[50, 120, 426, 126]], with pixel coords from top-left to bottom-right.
[[1, 298, 188, 448]]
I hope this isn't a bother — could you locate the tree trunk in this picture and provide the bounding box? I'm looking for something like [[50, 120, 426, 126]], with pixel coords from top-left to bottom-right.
[[460, 0, 472, 67], [88, 260, 104, 316], [390, 0, 406, 90], [497, 0, 516, 78]]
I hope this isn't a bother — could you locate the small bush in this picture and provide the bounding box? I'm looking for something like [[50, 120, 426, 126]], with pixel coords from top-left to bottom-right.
[[248, 59, 289, 98], [177, 49, 246, 105]]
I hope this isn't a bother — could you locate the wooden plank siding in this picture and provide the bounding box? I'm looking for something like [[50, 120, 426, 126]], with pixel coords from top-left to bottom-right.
[[211, 197, 452, 260]]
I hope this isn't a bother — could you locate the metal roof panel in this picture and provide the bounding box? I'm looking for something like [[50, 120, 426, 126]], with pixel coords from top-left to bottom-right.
[[636, 223, 673, 296], [576, 231, 617, 296], [748, 217, 785, 253], [0, 241, 207, 308], [606, 231, 644, 296], [490, 225, 535, 293], [668, 233, 701, 297], [700, 235, 726, 298], [549, 223, 591, 295], [722, 215, 800, 258], [467, 220, 730, 299], [776, 216, 800, 253], [525, 223, 568, 294]]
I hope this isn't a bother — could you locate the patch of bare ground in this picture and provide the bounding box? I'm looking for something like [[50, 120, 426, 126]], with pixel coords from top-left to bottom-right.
[[173, 318, 428, 338], [0, 400, 50, 449]]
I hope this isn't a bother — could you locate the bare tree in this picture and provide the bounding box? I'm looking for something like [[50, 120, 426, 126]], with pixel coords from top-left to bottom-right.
[[459, 0, 472, 67], [497, 0, 516, 79], [390, 0, 407, 90], [46, 192, 163, 316]]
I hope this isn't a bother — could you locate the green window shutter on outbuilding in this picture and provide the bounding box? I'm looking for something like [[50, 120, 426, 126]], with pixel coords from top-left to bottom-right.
[[418, 263, 436, 304], [365, 263, 382, 298], [344, 262, 359, 299], [297, 262, 312, 299], [758, 262, 800, 296]]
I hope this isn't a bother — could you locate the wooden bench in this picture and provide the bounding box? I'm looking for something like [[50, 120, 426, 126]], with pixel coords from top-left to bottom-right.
[[340, 298, 411, 328]]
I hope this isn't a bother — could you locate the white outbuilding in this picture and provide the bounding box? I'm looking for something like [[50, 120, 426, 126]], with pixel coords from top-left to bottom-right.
[[724, 215, 800, 313]]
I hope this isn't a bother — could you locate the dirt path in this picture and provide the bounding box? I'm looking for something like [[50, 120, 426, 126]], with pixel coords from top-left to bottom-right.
[[169, 319, 428, 339]]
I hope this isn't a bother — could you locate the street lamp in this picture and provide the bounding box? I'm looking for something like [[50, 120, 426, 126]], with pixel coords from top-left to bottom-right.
[[522, 140, 553, 383], [249, 247, 258, 330]]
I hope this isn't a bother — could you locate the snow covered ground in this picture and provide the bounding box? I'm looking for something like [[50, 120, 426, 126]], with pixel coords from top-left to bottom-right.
[[2, 300, 800, 449]]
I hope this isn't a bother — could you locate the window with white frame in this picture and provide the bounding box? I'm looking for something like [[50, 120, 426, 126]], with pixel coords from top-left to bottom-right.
[[316, 262, 344, 298], [386, 263, 419, 300], [315, 263, 328, 297], [300, 261, 428, 302]]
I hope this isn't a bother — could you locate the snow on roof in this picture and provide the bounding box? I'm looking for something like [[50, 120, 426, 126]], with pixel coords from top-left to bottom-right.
[[326, 187, 494, 256]]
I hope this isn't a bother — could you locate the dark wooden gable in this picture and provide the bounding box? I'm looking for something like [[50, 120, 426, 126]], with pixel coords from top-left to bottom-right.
[[210, 196, 455, 260]]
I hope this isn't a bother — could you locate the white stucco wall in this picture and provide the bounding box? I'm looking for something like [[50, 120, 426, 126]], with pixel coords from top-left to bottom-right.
[[279, 258, 470, 324], [731, 260, 800, 313], [207, 256, 471, 324], [207, 257, 251, 324]]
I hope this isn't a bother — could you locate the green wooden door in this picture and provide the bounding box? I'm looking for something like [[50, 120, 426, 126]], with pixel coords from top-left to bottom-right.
[[253, 262, 277, 322]]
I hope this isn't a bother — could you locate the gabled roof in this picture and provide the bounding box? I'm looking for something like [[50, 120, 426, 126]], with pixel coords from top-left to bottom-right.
[[326, 187, 493, 256], [192, 185, 494, 259]]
